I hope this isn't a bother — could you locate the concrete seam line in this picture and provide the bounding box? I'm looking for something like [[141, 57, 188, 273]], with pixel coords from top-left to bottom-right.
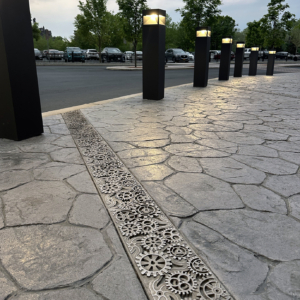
[[62, 110, 235, 300]]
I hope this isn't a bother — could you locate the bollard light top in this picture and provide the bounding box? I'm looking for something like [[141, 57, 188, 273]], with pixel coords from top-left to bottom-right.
[[251, 47, 259, 51], [222, 36, 233, 44], [143, 9, 166, 26], [196, 26, 211, 37], [269, 50, 276, 54], [236, 41, 245, 48]]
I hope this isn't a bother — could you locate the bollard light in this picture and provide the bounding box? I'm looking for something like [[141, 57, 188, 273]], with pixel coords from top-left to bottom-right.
[[0, 0, 43, 140], [142, 9, 166, 100], [194, 26, 211, 87], [266, 50, 276, 76], [219, 36, 233, 80], [234, 41, 245, 77], [237, 43, 245, 48], [249, 46, 259, 76]]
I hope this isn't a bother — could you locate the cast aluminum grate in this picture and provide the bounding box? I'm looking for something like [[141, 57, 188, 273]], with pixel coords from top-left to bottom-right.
[[63, 110, 233, 300]]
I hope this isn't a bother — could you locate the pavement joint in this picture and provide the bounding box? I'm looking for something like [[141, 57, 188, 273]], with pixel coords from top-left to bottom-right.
[[63, 110, 234, 300]]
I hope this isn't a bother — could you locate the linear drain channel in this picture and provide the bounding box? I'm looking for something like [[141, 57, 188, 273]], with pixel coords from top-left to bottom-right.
[[63, 110, 233, 300]]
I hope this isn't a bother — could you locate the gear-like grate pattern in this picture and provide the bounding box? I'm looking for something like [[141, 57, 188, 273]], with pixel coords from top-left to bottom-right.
[[63, 111, 233, 300]]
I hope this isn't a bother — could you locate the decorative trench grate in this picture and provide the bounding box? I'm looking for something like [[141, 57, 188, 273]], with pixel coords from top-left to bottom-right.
[[63, 110, 233, 300]]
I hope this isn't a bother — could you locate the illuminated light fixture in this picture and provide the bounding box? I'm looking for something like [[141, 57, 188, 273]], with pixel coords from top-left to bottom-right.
[[251, 47, 259, 51], [196, 29, 211, 37], [236, 43, 245, 48], [234, 41, 245, 77], [194, 26, 211, 87], [269, 50, 276, 54], [142, 9, 166, 100], [222, 38, 232, 44], [143, 14, 165, 25]]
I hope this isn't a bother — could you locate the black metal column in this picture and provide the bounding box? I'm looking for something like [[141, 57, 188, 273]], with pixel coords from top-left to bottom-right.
[[234, 42, 245, 77], [194, 27, 211, 87], [266, 52, 276, 76], [0, 0, 43, 141], [219, 37, 232, 80], [249, 49, 259, 76], [143, 9, 166, 100]]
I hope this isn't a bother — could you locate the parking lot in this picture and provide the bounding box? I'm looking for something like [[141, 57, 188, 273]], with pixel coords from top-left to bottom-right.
[[37, 64, 293, 113]]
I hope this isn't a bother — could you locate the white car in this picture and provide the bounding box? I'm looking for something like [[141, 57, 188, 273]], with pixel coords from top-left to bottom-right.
[[186, 52, 194, 61], [86, 49, 99, 60], [124, 51, 134, 60]]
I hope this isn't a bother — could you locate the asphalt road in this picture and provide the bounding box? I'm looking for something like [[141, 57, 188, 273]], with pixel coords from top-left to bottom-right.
[[37, 65, 278, 112]]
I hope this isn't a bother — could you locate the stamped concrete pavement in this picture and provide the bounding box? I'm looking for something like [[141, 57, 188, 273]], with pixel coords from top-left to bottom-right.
[[80, 73, 300, 300], [0, 116, 147, 300], [1, 73, 300, 300]]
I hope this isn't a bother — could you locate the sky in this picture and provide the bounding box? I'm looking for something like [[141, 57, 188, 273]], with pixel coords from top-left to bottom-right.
[[29, 0, 300, 39]]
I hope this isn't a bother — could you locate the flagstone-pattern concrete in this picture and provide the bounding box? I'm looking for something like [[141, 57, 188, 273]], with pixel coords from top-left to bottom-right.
[[0, 115, 147, 300], [81, 73, 300, 299], [1, 73, 300, 300]]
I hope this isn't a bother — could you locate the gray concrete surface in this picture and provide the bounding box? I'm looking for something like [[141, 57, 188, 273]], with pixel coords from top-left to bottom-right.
[[80, 73, 300, 300], [1, 73, 300, 300]]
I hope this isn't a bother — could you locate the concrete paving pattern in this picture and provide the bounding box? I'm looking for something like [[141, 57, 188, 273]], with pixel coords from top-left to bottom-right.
[[0, 73, 300, 299]]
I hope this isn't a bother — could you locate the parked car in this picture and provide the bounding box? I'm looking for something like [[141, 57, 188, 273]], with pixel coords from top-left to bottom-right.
[[81, 49, 87, 58], [186, 52, 194, 61], [124, 51, 134, 60], [86, 49, 99, 60], [46, 49, 63, 60], [231, 51, 235, 60], [131, 51, 143, 61], [209, 50, 219, 59], [276, 52, 289, 59], [293, 54, 300, 61], [244, 48, 251, 59], [64, 47, 85, 62], [42, 50, 49, 58], [165, 48, 189, 63], [34, 48, 43, 60], [213, 51, 221, 60], [101, 47, 125, 62]]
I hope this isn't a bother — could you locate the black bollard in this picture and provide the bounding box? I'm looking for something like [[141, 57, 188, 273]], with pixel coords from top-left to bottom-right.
[[234, 41, 245, 77], [142, 9, 166, 100], [194, 26, 211, 87], [266, 50, 276, 76], [249, 47, 259, 76], [0, 0, 43, 140], [219, 36, 233, 80]]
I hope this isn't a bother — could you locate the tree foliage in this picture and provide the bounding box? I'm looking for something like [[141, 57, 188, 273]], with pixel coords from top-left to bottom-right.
[[260, 0, 295, 48], [32, 22, 41, 41], [77, 0, 108, 61], [210, 15, 237, 50], [291, 24, 300, 54], [246, 20, 265, 48], [116, 0, 148, 67], [34, 36, 69, 51], [176, 0, 222, 50]]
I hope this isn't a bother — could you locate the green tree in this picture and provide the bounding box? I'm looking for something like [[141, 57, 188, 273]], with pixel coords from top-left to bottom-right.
[[233, 28, 247, 51], [260, 0, 295, 48], [210, 15, 237, 50], [245, 20, 265, 48], [291, 26, 300, 54], [32, 22, 41, 41], [77, 0, 108, 62], [176, 0, 222, 50], [165, 14, 179, 49], [116, 0, 148, 67]]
